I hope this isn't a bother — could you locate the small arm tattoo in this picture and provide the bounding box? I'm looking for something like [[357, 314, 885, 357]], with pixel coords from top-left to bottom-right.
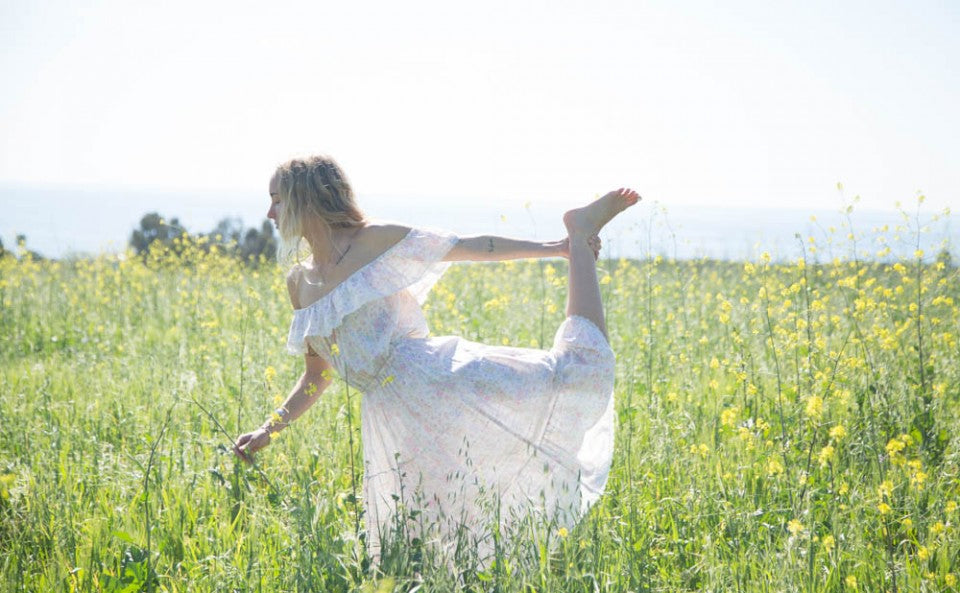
[[487, 238, 495, 253]]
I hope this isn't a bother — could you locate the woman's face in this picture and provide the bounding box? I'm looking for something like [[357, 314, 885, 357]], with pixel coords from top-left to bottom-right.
[[267, 174, 280, 230]]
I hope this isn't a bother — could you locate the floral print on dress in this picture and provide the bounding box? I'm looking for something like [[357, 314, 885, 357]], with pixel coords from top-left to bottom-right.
[[286, 227, 615, 561]]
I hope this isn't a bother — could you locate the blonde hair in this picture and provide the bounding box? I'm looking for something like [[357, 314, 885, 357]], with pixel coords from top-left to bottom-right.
[[273, 155, 366, 264]]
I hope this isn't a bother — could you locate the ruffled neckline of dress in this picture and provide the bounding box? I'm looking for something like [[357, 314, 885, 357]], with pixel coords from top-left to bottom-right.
[[286, 227, 458, 354], [292, 228, 415, 314]]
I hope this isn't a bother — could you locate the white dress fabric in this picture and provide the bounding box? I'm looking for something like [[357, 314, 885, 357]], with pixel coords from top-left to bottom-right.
[[286, 228, 615, 559]]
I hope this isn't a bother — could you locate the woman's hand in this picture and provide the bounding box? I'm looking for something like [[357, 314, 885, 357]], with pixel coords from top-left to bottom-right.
[[233, 427, 271, 463], [559, 235, 602, 260]]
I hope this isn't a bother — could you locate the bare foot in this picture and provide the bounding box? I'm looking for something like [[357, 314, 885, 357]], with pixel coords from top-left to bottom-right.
[[563, 188, 640, 237]]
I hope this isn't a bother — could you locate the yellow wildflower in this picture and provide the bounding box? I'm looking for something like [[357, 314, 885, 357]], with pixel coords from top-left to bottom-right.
[[557, 527, 569, 538], [911, 469, 927, 490], [878, 480, 894, 499], [721, 406, 738, 428], [917, 546, 929, 561], [877, 502, 892, 515], [805, 396, 824, 420], [886, 437, 906, 456], [829, 424, 847, 441], [787, 519, 804, 536], [845, 575, 857, 589], [264, 366, 277, 382], [767, 457, 784, 476], [822, 534, 836, 553], [330, 343, 340, 356], [818, 445, 835, 467]]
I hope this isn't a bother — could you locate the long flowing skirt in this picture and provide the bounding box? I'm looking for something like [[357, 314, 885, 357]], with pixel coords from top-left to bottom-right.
[[359, 314, 616, 561]]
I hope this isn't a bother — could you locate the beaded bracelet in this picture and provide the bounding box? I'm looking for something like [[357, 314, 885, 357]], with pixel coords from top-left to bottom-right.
[[263, 406, 290, 434]]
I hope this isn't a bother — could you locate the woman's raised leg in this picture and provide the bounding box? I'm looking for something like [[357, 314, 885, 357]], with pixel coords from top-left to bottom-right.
[[562, 188, 640, 339]]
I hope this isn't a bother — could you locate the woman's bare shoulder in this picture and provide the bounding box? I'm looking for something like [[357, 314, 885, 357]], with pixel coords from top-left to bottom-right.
[[356, 221, 412, 252]]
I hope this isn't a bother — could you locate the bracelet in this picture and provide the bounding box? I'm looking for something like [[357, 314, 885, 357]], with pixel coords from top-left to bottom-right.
[[263, 407, 290, 433]]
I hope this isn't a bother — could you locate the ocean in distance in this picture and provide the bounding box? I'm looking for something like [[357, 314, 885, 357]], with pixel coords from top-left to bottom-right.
[[2, 183, 956, 263]]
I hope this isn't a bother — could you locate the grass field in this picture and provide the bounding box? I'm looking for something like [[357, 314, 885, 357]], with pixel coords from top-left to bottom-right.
[[1, 209, 958, 592]]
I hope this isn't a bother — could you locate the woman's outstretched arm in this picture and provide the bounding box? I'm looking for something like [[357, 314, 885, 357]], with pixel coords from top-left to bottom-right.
[[444, 235, 599, 262], [233, 354, 332, 462]]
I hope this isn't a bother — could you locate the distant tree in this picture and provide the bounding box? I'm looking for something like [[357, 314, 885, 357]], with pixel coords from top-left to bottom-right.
[[204, 217, 277, 264], [129, 212, 277, 265], [239, 220, 278, 264], [129, 213, 186, 255], [14, 234, 44, 261], [209, 217, 244, 247]]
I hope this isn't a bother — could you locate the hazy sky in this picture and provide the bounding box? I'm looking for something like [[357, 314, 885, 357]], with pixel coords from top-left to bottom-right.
[[2, 0, 958, 212]]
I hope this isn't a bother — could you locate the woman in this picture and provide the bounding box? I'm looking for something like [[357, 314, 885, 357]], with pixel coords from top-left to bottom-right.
[[234, 155, 639, 561]]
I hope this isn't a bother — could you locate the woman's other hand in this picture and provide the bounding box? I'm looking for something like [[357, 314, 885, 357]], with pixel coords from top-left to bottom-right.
[[234, 428, 271, 463], [559, 235, 602, 260]]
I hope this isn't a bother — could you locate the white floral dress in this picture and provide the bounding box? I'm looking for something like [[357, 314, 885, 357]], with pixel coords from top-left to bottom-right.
[[286, 228, 615, 558]]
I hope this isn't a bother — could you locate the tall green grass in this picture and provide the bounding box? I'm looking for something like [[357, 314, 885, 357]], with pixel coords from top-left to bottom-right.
[[1, 212, 958, 591]]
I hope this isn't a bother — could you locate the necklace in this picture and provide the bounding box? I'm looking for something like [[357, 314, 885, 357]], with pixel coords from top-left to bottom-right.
[[334, 244, 351, 266], [301, 231, 356, 286]]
